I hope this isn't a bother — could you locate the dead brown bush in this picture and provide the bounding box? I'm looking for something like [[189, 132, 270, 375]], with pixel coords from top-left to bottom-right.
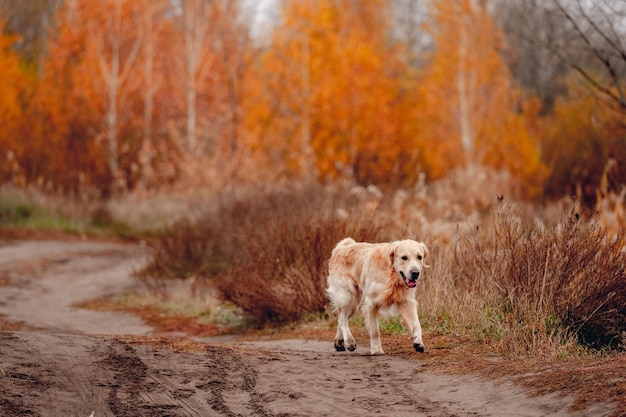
[[452, 202, 626, 351], [142, 184, 393, 325]]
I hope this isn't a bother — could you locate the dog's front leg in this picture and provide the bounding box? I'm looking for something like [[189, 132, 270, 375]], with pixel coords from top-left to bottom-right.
[[399, 300, 425, 352], [366, 303, 384, 355]]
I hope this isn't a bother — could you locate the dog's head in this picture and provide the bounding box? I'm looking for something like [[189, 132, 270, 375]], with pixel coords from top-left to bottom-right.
[[389, 240, 430, 288]]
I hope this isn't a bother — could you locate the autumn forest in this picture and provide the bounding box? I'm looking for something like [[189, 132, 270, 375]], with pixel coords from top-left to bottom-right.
[[0, 0, 625, 204]]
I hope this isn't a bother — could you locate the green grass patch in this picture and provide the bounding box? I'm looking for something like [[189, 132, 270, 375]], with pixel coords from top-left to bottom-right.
[[0, 185, 149, 239], [379, 317, 406, 335], [79, 291, 249, 336]]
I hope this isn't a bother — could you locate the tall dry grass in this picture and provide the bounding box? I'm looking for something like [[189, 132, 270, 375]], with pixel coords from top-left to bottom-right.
[[142, 168, 626, 353], [426, 202, 626, 355], [141, 183, 392, 325]]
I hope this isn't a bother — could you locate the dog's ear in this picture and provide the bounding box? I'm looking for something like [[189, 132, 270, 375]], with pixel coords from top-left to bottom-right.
[[421, 242, 431, 268], [388, 242, 397, 266]]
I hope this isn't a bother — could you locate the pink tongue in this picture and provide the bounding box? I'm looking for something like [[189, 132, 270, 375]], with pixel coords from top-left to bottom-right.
[[407, 281, 417, 288]]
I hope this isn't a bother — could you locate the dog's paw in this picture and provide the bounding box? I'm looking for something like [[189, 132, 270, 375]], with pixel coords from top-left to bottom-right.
[[334, 339, 346, 351], [346, 337, 357, 352], [413, 343, 425, 353], [370, 347, 385, 355]]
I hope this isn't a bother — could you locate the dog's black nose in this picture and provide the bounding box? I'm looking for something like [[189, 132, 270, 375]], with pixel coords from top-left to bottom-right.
[[411, 271, 420, 281]]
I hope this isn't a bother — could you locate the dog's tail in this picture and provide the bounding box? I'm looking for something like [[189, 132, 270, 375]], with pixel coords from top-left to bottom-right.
[[331, 237, 356, 258], [332, 237, 356, 257], [335, 237, 356, 247]]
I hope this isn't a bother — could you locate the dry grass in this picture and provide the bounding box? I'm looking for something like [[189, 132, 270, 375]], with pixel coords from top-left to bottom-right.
[[425, 201, 626, 355], [80, 295, 225, 337], [141, 183, 391, 325], [78, 280, 247, 337], [114, 335, 214, 354], [0, 315, 34, 331]]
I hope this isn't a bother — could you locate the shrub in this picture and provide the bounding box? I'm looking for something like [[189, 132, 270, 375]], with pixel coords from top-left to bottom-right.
[[451, 202, 626, 351], [142, 184, 392, 325]]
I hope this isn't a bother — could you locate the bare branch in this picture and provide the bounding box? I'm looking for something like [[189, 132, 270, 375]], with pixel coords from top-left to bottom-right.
[[552, 0, 626, 110]]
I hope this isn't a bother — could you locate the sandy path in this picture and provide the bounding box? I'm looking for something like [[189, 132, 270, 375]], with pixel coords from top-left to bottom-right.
[[0, 240, 614, 416], [0, 240, 152, 334]]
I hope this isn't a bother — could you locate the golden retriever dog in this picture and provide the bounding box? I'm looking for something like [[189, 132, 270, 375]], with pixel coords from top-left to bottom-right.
[[326, 238, 429, 354]]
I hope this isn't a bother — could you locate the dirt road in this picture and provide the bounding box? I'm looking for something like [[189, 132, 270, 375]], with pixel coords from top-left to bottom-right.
[[0, 240, 614, 416]]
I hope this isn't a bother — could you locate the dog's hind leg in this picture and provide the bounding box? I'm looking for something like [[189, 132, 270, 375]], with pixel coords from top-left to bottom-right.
[[334, 306, 357, 352], [334, 318, 345, 351], [327, 274, 358, 352]]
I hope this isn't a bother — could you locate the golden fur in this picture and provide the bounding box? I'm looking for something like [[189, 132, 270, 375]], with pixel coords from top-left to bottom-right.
[[326, 238, 429, 354]]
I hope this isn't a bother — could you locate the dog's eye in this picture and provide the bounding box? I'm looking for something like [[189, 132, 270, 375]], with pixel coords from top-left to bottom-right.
[[401, 256, 408, 261], [417, 255, 423, 260]]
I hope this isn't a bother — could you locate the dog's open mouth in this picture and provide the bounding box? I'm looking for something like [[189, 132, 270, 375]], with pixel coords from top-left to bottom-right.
[[399, 271, 418, 288]]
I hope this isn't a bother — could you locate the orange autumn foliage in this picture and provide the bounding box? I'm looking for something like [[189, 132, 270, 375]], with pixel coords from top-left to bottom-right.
[[3, 0, 619, 203], [0, 22, 28, 182], [246, 0, 423, 186], [22, 1, 141, 194], [542, 79, 626, 206], [246, 0, 546, 195], [417, 0, 546, 196], [17, 0, 244, 194]]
